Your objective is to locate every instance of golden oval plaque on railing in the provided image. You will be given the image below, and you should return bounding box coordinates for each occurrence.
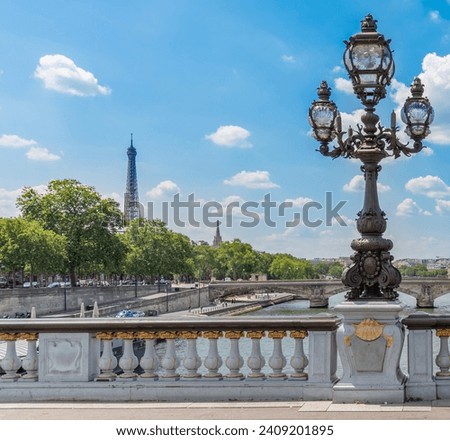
[353,318,384,342]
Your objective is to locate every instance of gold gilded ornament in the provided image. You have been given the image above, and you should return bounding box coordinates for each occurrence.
[114,331,136,340]
[268,330,286,339]
[436,329,450,338]
[353,318,384,342]
[178,331,200,339]
[96,332,115,340]
[157,331,178,339]
[246,330,265,339]
[202,331,223,339]
[225,330,243,339]
[290,330,308,339]
[17,333,38,341]
[0,333,18,341]
[135,331,159,340]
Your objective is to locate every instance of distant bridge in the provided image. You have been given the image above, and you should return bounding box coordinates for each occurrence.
[209,278,450,308]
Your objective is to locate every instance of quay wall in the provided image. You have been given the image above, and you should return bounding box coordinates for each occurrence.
[0,286,211,317]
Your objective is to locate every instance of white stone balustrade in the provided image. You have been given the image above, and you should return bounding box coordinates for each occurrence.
[403,312,450,401]
[0,313,448,403]
[0,316,340,401]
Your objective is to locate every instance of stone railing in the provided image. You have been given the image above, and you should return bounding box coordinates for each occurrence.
[403,312,450,401]
[2,312,450,403]
[0,316,340,402]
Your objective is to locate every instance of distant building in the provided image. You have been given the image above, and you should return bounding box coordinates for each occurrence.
[250,273,268,281]
[212,220,222,248]
[124,134,141,222]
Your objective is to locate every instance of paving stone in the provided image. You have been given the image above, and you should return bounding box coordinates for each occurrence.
[298,401,332,412]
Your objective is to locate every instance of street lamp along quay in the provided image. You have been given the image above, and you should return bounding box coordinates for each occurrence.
[308,14,434,301]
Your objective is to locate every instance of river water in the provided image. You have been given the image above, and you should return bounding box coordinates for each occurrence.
[151,291,450,377]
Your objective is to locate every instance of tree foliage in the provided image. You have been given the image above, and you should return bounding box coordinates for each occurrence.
[0,178,391,285]
[122,219,192,279]
[269,253,315,280]
[216,239,259,280]
[17,179,123,286]
[191,242,218,280]
[398,264,447,278]
[0,218,66,284]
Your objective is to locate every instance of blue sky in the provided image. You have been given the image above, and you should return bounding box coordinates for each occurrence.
[0,0,449,259]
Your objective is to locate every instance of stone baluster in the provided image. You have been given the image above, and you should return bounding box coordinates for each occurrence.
[95,332,117,381]
[136,332,159,379]
[290,330,309,379]
[435,329,450,377]
[268,330,287,379]
[224,331,244,379]
[181,331,201,379]
[80,303,86,318]
[117,332,138,379]
[246,330,266,379]
[21,333,39,381]
[203,331,223,378]
[92,301,99,318]
[159,331,180,379]
[0,334,21,381]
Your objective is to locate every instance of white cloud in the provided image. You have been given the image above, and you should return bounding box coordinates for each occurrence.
[281,55,295,63]
[332,66,343,74]
[224,170,279,189]
[26,146,60,161]
[0,185,48,217]
[429,10,441,22]
[221,195,245,206]
[103,192,122,204]
[34,54,111,97]
[343,175,390,193]
[0,133,61,161]
[0,187,22,217]
[390,79,410,107]
[391,53,450,145]
[338,109,366,132]
[405,175,450,199]
[436,199,450,214]
[334,77,353,94]
[205,125,252,148]
[284,196,314,208]
[0,134,37,148]
[396,198,432,216]
[147,180,180,199]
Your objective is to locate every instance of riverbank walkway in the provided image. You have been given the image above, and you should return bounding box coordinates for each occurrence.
[0,400,449,420]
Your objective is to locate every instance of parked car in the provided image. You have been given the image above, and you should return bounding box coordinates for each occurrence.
[0,277,8,288]
[23,281,40,288]
[47,282,61,288]
[114,309,145,318]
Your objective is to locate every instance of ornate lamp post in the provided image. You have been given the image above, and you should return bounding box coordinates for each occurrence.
[309,14,434,301]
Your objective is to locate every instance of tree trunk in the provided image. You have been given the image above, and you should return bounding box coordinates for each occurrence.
[69,267,77,287]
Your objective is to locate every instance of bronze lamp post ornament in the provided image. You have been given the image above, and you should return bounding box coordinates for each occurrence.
[308,14,434,300]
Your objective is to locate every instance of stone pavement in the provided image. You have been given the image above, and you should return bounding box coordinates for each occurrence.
[0,401,449,420]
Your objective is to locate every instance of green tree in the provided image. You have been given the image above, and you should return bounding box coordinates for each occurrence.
[17,179,123,286]
[312,261,331,278]
[255,251,274,277]
[217,239,258,280]
[122,219,192,280]
[0,218,66,285]
[191,242,218,281]
[328,262,345,279]
[269,253,315,280]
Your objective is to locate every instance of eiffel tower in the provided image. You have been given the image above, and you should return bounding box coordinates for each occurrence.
[124,134,140,223]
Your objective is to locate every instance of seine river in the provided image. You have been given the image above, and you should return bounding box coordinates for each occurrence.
[152,291,450,377]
